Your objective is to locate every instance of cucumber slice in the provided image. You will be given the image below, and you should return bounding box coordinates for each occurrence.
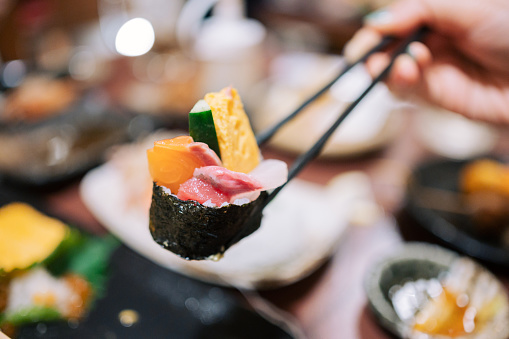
[189,99,221,159]
[1,306,61,326]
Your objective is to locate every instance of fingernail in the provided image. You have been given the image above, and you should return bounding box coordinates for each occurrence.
[406,44,418,60]
[364,9,392,25]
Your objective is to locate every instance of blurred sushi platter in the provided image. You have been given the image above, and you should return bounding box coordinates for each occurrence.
[2,0,509,338]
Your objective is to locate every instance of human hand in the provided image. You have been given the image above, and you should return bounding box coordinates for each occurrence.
[344,0,509,124]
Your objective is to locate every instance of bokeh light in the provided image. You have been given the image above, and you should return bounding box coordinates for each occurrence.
[115,18,155,57]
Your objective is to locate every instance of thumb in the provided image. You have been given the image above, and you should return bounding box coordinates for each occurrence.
[365,0,482,37]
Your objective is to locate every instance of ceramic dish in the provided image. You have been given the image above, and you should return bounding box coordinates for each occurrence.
[0,92,132,187]
[403,159,509,267]
[15,244,294,339]
[0,198,294,339]
[365,242,509,338]
[250,53,402,158]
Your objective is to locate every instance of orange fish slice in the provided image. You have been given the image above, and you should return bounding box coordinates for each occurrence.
[147,136,221,193]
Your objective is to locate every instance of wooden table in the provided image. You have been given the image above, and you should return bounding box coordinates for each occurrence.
[42,111,509,339]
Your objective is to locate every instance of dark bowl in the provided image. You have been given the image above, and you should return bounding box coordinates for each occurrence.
[402,158,509,268]
[365,242,509,338]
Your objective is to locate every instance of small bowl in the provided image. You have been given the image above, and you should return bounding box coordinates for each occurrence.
[365,242,509,338]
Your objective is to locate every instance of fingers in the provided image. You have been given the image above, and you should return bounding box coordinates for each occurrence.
[343,0,433,64]
[344,0,489,64]
[363,0,484,37]
[364,41,432,96]
[389,54,421,91]
[364,52,389,78]
[364,0,432,36]
[343,28,382,63]
[407,41,432,67]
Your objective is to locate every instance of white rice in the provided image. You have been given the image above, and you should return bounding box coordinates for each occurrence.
[232,198,250,206]
[202,199,216,208]
[5,267,76,317]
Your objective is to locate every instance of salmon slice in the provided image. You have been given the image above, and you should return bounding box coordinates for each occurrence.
[147,136,221,193]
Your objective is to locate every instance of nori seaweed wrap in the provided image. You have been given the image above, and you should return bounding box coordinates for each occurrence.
[149,183,269,260]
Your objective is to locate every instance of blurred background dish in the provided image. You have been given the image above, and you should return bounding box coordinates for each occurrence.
[109,50,200,128]
[402,158,509,268]
[0,202,119,338]
[0,74,76,123]
[0,88,132,187]
[365,242,509,339]
[15,244,295,339]
[414,105,499,160]
[250,52,403,158]
[0,200,295,339]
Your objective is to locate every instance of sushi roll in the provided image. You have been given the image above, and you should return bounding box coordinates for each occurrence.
[147,87,287,260]
[0,203,118,336]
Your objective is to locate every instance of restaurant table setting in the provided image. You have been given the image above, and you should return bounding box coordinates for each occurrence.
[1,0,509,338]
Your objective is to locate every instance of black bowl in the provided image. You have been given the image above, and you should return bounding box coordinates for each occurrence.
[402,158,509,268]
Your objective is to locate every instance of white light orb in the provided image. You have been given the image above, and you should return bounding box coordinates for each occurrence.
[115,18,155,57]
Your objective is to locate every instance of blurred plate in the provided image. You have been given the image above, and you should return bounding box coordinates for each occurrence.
[414,106,498,159]
[250,53,402,158]
[16,244,294,339]
[0,194,294,339]
[111,51,200,127]
[403,159,509,267]
[0,91,132,187]
[79,132,357,289]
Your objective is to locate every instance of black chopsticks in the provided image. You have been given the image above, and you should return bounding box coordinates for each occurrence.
[255,34,398,147]
[261,26,429,206]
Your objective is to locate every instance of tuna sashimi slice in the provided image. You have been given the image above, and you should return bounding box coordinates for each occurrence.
[194,166,263,194]
[177,178,229,206]
[177,166,264,206]
[188,142,222,166]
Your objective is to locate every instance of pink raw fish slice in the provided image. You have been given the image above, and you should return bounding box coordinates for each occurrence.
[194,166,263,195]
[177,177,229,206]
[188,142,222,166]
[178,166,264,206]
[249,159,288,191]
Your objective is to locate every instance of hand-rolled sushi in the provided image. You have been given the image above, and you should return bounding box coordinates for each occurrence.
[147,87,287,260]
[0,203,118,336]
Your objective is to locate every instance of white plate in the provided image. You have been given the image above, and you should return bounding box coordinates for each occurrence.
[249,53,402,158]
[80,135,361,290]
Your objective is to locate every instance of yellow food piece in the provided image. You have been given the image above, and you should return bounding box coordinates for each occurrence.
[461,159,509,196]
[0,203,68,273]
[204,87,260,173]
[413,288,470,336]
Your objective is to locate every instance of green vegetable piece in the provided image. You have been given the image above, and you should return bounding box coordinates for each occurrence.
[45,229,119,296]
[44,228,85,276]
[189,99,221,159]
[66,235,120,294]
[1,306,61,327]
